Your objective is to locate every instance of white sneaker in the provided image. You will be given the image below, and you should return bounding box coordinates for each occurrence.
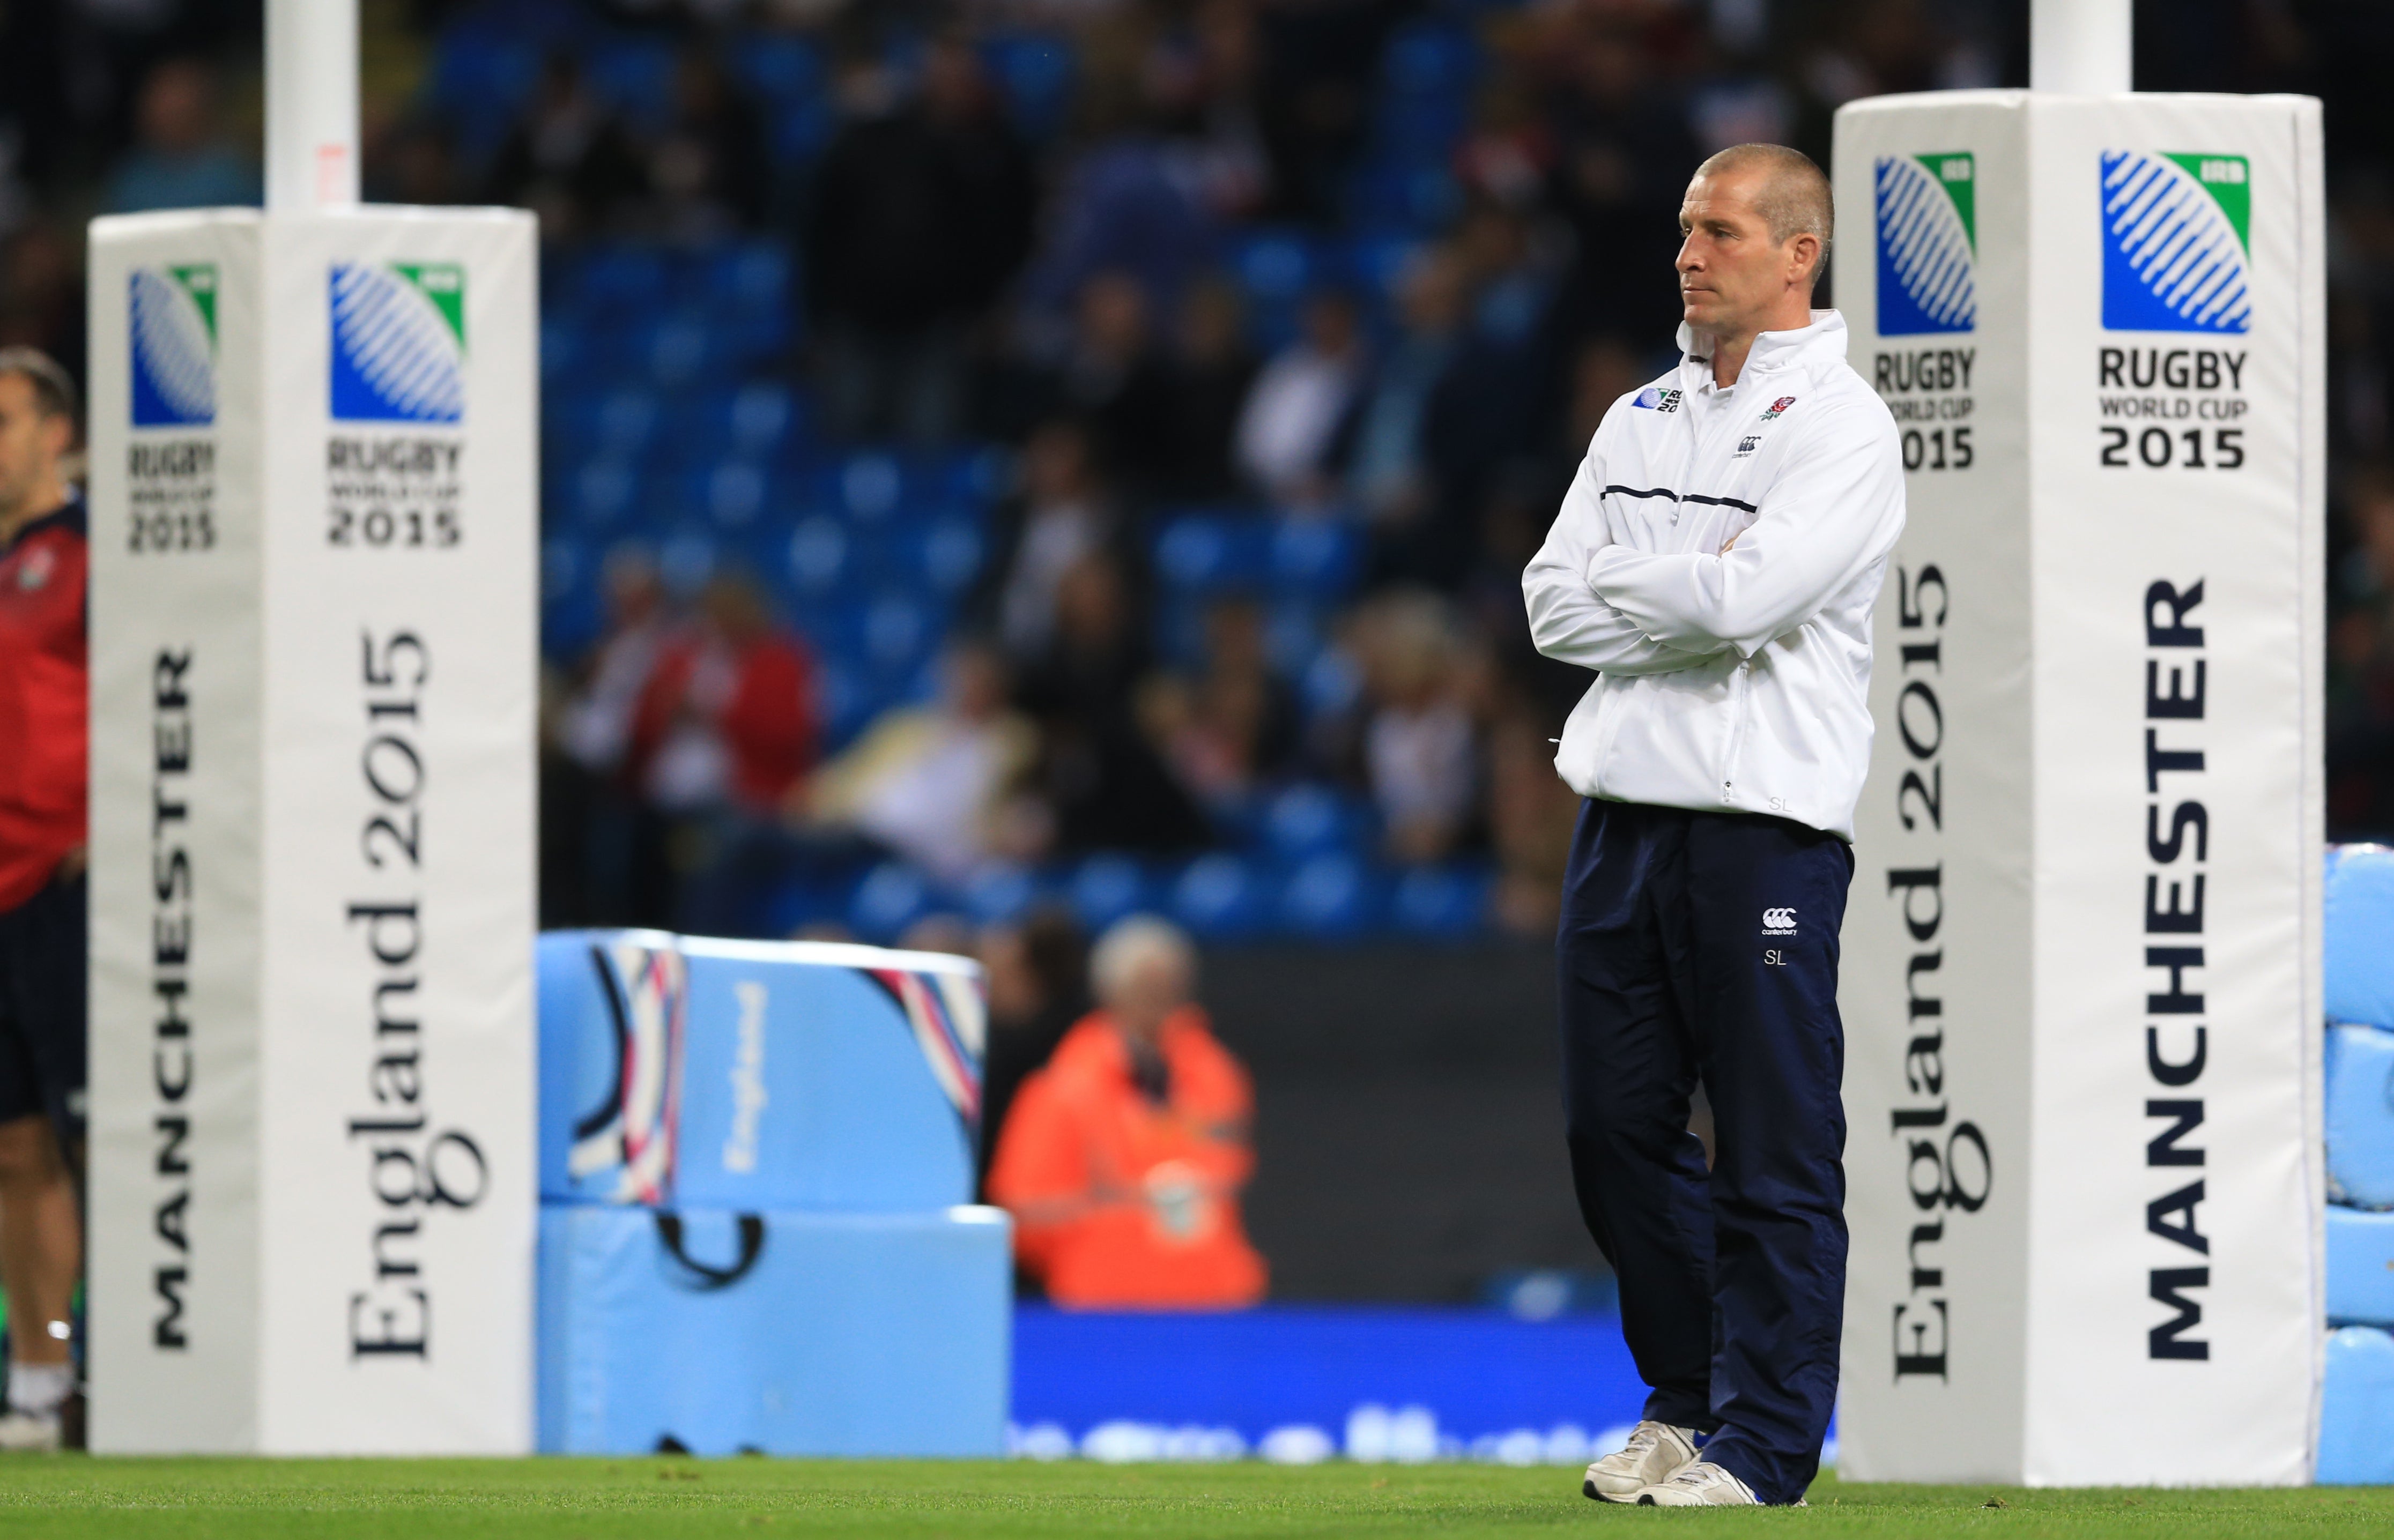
[1581,1420,1702,1502]
[0,1410,61,1453]
[1635,1459,1761,1506]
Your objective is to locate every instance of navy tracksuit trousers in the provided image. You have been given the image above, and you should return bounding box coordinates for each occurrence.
[1557,799,1853,1506]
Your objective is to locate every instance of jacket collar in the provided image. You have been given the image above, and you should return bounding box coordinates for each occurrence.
[1677,309,1847,392]
[0,488,85,559]
[1053,1005,1210,1078]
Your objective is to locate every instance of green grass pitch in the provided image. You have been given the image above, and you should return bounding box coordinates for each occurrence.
[0,1459,2386,1538]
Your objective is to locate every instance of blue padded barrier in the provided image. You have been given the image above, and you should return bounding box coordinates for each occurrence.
[2328,1204,2394,1327]
[2327,845,2394,1031]
[537,932,980,1211]
[2318,1326,2394,1484]
[1012,1304,1642,1450]
[2327,1023,2394,1209]
[537,1203,1010,1456]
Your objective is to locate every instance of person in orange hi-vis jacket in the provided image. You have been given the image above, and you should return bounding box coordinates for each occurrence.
[987,914,1267,1308]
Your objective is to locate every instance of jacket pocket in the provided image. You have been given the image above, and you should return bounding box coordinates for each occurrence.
[1717,663,1753,805]
[1589,674,1636,792]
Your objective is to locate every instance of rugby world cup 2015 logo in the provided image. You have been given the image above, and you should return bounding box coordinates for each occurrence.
[330,262,465,422]
[1874,152,1975,336]
[129,264,218,427]
[2100,151,2250,333]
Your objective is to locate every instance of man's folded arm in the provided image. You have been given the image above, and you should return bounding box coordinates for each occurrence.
[1524,458,1729,676]
[1585,401,1903,656]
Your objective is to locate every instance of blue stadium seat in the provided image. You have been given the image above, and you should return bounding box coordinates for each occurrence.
[1302,646,1365,719]
[566,460,640,531]
[2327,1024,2394,1209]
[1372,83,1470,155]
[1345,160,1464,239]
[731,380,805,457]
[849,861,934,941]
[2319,1326,2394,1484]
[780,514,851,598]
[1069,854,1152,932]
[707,241,792,314]
[642,314,722,388]
[903,517,988,596]
[1234,229,1321,305]
[696,460,771,529]
[576,246,672,312]
[657,528,719,599]
[981,33,1077,142]
[2328,845,2394,1031]
[541,534,603,658]
[829,451,908,522]
[1390,863,1491,936]
[1269,519,1361,597]
[1381,21,1477,101]
[931,445,1012,508]
[2328,1204,2394,1327]
[769,101,836,168]
[858,592,935,672]
[1172,853,1266,939]
[812,657,874,748]
[429,29,542,160]
[1263,783,1365,860]
[1279,852,1375,938]
[1263,598,1328,677]
[552,388,662,466]
[1155,513,1272,592]
[729,33,824,107]
[963,865,1040,926]
[539,318,584,384]
[584,38,677,128]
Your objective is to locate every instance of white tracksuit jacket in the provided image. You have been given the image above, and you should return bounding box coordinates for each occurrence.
[1522,309,1904,841]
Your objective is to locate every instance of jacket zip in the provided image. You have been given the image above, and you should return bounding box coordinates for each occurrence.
[1689,366,1758,804]
[1719,661,1752,803]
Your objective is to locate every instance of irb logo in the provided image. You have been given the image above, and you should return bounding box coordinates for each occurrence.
[330,262,466,422]
[129,264,218,427]
[1875,152,1975,336]
[2100,151,2251,333]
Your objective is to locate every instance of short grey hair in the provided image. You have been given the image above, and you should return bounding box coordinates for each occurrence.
[1694,143,1834,255]
[0,347,79,429]
[1089,914,1197,1003]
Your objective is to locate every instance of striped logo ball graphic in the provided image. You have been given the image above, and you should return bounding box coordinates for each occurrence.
[1874,153,1975,336]
[2100,151,2251,333]
[329,262,465,422]
[129,266,216,427]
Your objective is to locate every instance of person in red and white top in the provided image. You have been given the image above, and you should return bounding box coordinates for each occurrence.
[0,347,89,1450]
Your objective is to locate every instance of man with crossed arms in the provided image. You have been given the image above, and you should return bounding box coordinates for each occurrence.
[1524,143,1904,1507]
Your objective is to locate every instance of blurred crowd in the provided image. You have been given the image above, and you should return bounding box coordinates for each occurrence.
[9,0,2394,930]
